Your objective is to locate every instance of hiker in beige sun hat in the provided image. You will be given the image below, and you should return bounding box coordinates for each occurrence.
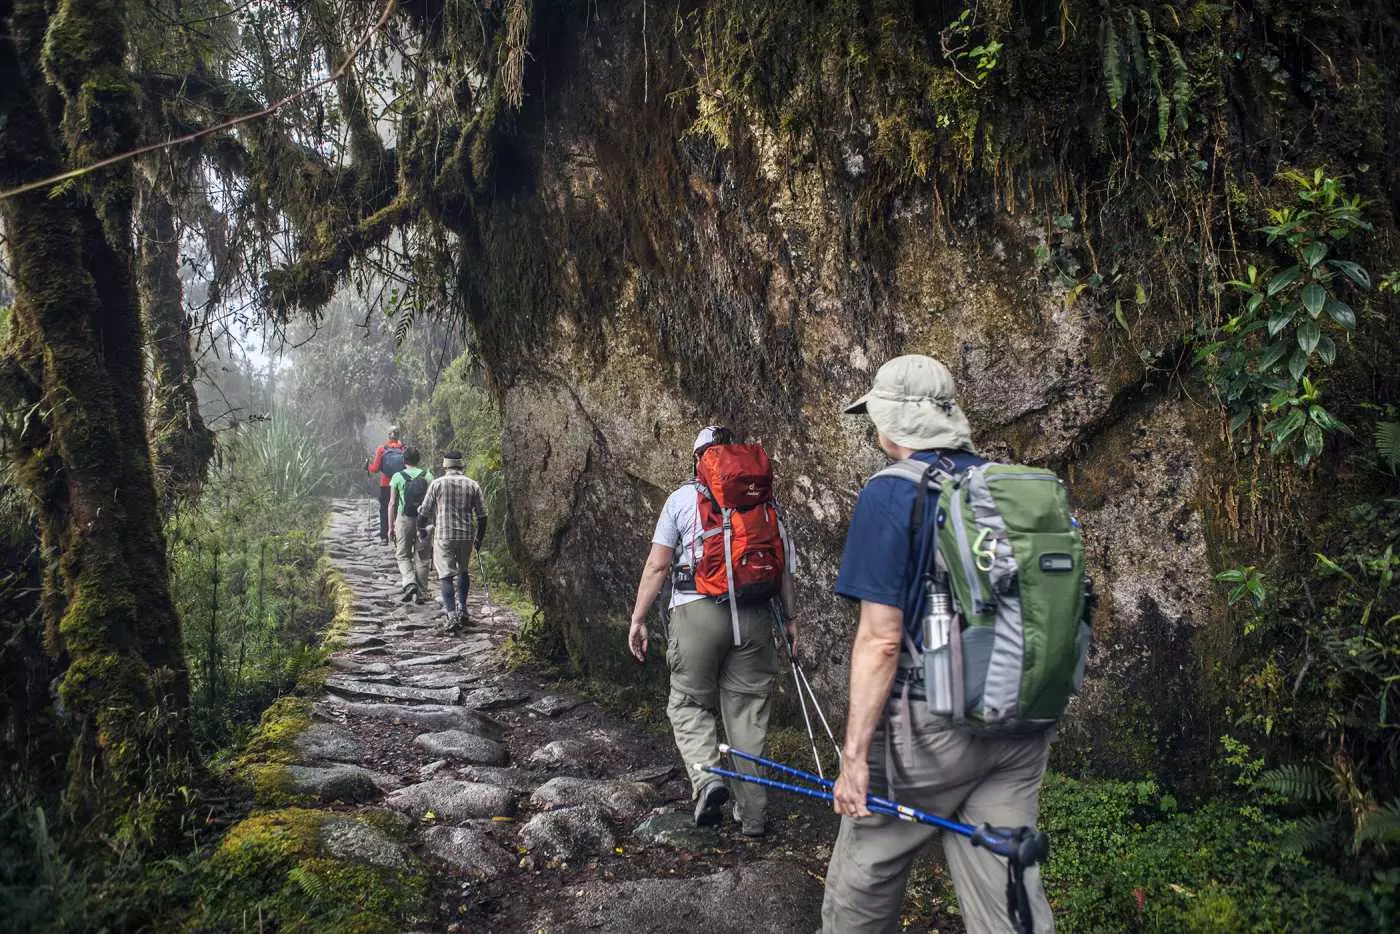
[842,354,976,453]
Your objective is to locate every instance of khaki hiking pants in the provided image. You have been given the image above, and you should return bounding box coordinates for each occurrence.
[821,700,1055,934]
[394,516,432,595]
[666,598,777,830]
[432,537,473,581]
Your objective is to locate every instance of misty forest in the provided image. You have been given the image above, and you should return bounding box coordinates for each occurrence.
[1,0,1399,932]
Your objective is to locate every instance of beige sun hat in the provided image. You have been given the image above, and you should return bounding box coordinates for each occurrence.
[842,354,975,452]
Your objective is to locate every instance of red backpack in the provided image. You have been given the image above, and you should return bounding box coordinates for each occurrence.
[692,443,788,644]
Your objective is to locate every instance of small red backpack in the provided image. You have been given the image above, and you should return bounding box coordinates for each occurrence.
[692,442,788,644]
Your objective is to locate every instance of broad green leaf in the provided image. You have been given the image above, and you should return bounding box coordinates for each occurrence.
[1309,406,1345,432]
[1328,259,1372,289]
[1317,334,1337,365]
[1228,410,1251,434]
[1325,297,1356,330]
[1135,283,1147,305]
[1113,300,1129,331]
[1266,305,1295,336]
[1300,282,1326,317]
[1303,242,1327,268]
[1258,340,1290,373]
[1267,265,1303,296]
[1304,422,1324,457]
[1288,348,1309,383]
[1297,319,1321,353]
[1267,409,1306,445]
[1247,292,1265,315]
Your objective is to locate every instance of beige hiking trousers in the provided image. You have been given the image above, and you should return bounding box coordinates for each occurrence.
[821,700,1055,934]
[394,517,432,594]
[665,598,777,829]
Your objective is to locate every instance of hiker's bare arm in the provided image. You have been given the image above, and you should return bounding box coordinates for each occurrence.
[387,486,399,539]
[833,600,903,818]
[627,543,672,661]
[780,570,798,651]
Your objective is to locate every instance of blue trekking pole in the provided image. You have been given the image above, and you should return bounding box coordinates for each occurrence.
[703,746,1049,934]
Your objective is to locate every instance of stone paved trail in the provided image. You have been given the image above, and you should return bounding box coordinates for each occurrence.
[306,500,834,933]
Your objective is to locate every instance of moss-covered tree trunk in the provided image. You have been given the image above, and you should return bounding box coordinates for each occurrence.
[137,176,215,510]
[0,0,191,838]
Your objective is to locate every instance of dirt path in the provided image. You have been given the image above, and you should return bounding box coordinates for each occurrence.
[299,499,851,933]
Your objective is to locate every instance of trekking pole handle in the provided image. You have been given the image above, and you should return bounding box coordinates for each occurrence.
[970,824,1050,867]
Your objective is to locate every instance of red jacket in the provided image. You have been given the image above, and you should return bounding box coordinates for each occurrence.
[367,440,404,488]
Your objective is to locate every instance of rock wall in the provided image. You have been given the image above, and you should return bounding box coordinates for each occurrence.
[453,1,1398,781]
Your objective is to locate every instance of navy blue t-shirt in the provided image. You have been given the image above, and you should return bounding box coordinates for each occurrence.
[834,449,986,629]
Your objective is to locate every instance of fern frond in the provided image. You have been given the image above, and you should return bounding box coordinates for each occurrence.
[1127,10,1149,81]
[1375,421,1400,472]
[1355,799,1400,847]
[1259,763,1333,804]
[1102,17,1124,110]
[1164,36,1191,134]
[1278,813,1338,854]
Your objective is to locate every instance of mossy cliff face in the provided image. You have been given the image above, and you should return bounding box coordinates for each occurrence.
[410,1,1400,781]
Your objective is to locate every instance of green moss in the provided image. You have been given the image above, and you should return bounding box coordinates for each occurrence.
[237,696,312,767]
[193,808,428,933]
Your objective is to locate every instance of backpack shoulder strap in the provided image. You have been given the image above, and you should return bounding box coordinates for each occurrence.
[869,458,933,486]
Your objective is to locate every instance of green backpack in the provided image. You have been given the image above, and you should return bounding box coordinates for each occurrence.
[877,459,1094,733]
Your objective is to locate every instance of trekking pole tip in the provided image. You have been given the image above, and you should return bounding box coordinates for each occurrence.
[718,743,731,754]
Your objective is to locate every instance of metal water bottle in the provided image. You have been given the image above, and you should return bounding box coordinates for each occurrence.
[922,580,954,715]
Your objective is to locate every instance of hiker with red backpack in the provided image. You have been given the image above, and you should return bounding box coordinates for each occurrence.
[366,426,406,543]
[627,426,798,835]
[387,447,434,604]
[822,355,1092,934]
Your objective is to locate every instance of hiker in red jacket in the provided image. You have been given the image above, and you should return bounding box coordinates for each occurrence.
[627,426,798,835]
[366,426,405,543]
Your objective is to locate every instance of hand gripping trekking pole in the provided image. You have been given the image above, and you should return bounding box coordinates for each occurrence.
[705,746,1049,934]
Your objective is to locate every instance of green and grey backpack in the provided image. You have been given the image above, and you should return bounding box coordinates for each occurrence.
[878,458,1094,733]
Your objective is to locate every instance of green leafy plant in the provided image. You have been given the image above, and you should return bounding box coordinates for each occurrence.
[1195,170,1372,466]
[1217,565,1268,607]
[941,8,1003,88]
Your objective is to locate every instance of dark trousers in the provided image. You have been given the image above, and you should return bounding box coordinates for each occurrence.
[440,571,470,613]
[377,487,391,539]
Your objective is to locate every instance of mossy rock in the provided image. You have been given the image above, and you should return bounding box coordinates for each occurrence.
[191,808,428,933]
[238,696,314,766]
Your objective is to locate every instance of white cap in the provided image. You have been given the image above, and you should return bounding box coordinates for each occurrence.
[693,425,730,453]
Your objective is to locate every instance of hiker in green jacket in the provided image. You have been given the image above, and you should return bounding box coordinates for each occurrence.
[387,447,434,604]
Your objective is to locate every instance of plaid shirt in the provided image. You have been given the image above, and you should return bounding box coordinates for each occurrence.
[417,471,487,543]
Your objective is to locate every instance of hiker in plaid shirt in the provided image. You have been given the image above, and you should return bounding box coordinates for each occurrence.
[416,451,488,630]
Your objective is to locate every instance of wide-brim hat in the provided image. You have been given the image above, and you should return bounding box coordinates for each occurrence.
[842,354,975,452]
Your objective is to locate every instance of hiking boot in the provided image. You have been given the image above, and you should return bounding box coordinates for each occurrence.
[412,588,427,605]
[400,585,417,604]
[694,782,730,827]
[740,821,767,838]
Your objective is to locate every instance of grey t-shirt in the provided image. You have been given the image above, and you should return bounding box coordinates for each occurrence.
[652,483,707,610]
[651,482,797,610]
